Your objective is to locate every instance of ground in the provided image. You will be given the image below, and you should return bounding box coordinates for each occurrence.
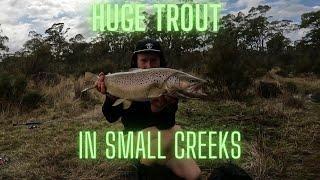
[0,75,319,179]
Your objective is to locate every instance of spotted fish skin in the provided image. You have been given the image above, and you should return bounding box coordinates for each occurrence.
[83,68,207,109]
[105,68,179,101]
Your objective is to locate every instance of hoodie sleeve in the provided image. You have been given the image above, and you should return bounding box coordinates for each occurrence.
[102,93,124,123]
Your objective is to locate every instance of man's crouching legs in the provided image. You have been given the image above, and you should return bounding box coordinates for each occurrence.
[139,125,179,165]
[139,125,201,180]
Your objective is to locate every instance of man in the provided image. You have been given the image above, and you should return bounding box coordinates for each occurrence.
[95,39,201,180]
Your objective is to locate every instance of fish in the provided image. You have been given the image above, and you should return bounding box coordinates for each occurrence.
[82,68,207,109]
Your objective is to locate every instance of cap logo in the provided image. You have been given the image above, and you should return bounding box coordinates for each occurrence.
[145,43,153,49]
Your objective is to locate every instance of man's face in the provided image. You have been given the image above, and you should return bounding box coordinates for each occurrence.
[136,52,161,69]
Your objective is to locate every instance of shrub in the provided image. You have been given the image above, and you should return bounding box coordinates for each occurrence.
[31,72,60,86]
[11,75,28,100]
[282,95,304,109]
[0,73,11,99]
[21,90,42,109]
[207,48,253,100]
[256,81,282,98]
[73,59,117,77]
[284,82,298,94]
[275,68,290,77]
[0,73,27,101]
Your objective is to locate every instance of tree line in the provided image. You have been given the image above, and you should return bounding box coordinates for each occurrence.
[0,5,319,100]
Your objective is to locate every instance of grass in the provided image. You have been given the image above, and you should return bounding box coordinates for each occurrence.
[0,74,320,179]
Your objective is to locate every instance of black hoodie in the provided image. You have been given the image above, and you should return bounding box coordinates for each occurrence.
[102,38,177,132]
[102,93,178,132]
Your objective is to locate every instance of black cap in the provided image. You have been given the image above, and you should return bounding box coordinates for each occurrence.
[131,38,167,68]
[133,39,162,54]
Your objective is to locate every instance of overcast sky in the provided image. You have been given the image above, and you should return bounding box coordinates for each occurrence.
[0,0,319,53]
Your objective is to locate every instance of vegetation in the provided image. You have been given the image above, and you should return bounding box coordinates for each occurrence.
[0,4,320,179]
[0,73,319,179]
[1,6,319,99]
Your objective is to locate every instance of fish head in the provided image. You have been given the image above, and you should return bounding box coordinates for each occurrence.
[166,72,208,98]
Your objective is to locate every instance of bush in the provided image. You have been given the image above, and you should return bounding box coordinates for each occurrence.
[282,95,304,109]
[21,90,42,109]
[207,48,253,100]
[11,75,28,100]
[0,73,43,110]
[284,82,298,94]
[275,68,290,77]
[31,72,60,86]
[0,73,11,99]
[257,81,282,98]
[0,73,27,101]
[72,59,117,77]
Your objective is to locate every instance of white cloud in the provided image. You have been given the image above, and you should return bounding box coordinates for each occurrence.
[0,0,93,52]
[285,28,310,43]
[0,0,318,52]
[267,0,310,20]
[225,0,316,40]
[1,23,31,52]
[227,0,316,22]
[234,0,265,11]
[313,6,320,10]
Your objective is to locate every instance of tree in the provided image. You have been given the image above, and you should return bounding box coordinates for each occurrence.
[267,33,290,54]
[22,30,51,74]
[240,5,271,51]
[0,25,9,56]
[44,23,70,61]
[24,31,45,53]
[142,5,206,68]
[301,10,320,47]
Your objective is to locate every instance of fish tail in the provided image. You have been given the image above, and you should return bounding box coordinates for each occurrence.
[84,72,99,82]
[81,72,99,93]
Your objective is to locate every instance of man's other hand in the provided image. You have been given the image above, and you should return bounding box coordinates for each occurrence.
[151,95,178,112]
[95,72,106,94]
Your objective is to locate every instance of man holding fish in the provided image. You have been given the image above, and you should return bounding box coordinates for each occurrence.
[94,39,204,180]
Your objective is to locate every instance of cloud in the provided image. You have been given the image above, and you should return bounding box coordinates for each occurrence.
[1,23,30,53]
[0,0,92,52]
[227,0,316,22]
[267,0,311,22]
[313,6,320,10]
[224,0,317,40]
[234,0,265,11]
[285,28,310,43]
[0,0,319,52]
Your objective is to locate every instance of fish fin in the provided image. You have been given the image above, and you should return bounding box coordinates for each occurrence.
[165,91,179,98]
[112,99,125,106]
[81,86,95,93]
[175,92,193,99]
[148,89,164,98]
[122,100,132,109]
[129,68,142,72]
[147,84,166,98]
[112,99,132,109]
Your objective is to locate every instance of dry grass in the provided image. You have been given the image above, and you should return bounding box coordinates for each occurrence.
[281,94,305,109]
[260,99,287,117]
[1,73,320,179]
[243,135,284,180]
[0,75,106,135]
[268,67,320,93]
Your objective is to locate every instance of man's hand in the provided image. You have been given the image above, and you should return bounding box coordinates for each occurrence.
[151,95,178,112]
[95,72,106,94]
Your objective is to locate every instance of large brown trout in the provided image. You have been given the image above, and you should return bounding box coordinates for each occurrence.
[82,68,207,109]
